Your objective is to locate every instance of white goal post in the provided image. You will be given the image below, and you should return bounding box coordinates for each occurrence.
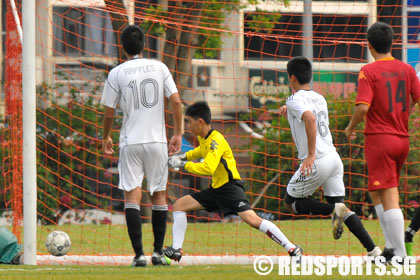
[22,0,37,265]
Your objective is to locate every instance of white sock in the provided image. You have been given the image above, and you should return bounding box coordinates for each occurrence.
[259,219,295,251]
[172,211,187,250]
[375,204,393,249]
[383,208,406,257]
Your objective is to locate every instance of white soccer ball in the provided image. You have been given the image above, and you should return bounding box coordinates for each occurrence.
[45,230,71,256]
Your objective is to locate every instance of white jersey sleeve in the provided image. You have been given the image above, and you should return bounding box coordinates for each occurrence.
[162,64,178,97]
[286,95,308,123]
[101,65,122,109]
[286,90,335,160]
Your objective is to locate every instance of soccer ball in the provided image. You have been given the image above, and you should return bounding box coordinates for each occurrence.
[45,231,71,256]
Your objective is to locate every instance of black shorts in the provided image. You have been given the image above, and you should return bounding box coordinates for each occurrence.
[191,180,251,215]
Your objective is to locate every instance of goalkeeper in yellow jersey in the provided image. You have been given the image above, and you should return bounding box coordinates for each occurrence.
[164,101,302,262]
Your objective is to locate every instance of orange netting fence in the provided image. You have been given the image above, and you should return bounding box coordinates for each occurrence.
[1,0,420,262]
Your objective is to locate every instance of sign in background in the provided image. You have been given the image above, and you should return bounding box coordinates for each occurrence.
[249,69,358,109]
[407,1,420,72]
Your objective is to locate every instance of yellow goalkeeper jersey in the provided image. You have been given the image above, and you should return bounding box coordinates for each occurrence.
[184,129,241,189]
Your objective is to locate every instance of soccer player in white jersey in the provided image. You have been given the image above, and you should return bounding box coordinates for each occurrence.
[279,56,381,257]
[101,25,183,267]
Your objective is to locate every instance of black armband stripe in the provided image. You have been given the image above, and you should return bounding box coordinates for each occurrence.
[220,157,234,182]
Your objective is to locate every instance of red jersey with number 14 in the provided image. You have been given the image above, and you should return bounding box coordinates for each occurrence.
[356,57,420,136]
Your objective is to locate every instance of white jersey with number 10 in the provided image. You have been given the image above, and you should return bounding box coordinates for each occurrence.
[286,89,336,160]
[101,58,178,147]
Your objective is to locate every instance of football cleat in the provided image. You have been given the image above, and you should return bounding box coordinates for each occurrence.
[288,245,303,264]
[367,246,382,257]
[332,203,347,240]
[11,253,22,265]
[131,255,147,267]
[380,247,394,263]
[288,246,303,257]
[288,245,303,257]
[152,252,171,266]
[163,245,183,262]
[365,246,382,265]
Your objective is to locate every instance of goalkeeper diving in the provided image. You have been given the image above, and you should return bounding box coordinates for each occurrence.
[164,101,302,262]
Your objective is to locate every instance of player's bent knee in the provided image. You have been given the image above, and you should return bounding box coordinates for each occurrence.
[172,199,185,212]
[285,193,308,214]
[173,195,202,212]
[291,200,311,215]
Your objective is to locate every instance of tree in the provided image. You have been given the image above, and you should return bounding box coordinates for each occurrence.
[104,0,289,97]
[104,0,129,60]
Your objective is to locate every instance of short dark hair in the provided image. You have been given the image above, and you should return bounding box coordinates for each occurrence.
[185,101,211,124]
[287,56,312,85]
[120,25,144,55]
[367,22,393,54]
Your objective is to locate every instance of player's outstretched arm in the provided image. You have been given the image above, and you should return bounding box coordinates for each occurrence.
[169,93,183,156]
[184,143,222,176]
[345,103,369,141]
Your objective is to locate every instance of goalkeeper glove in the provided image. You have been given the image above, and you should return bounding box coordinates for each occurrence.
[170,153,187,162]
[168,153,187,169]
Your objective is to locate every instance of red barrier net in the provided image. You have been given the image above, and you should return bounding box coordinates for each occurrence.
[1,0,420,261]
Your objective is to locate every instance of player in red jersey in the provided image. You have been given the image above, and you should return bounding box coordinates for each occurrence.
[345,22,420,261]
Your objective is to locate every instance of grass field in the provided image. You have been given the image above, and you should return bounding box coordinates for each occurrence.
[35,219,420,256]
[1,264,419,280]
[3,219,419,279]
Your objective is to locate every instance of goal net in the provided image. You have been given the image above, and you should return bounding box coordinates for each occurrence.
[1,0,420,265]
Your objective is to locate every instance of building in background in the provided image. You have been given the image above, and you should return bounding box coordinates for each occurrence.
[0,1,419,119]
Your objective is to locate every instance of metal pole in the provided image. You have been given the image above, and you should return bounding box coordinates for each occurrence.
[22,0,37,265]
[251,174,280,209]
[303,0,313,62]
[402,0,407,63]
[368,0,377,62]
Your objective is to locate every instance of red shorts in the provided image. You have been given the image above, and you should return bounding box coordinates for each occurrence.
[365,134,409,191]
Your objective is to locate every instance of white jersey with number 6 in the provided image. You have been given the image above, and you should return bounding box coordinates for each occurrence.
[101,58,178,147]
[286,89,336,160]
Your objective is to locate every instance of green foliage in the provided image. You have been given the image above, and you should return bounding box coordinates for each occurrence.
[140,2,228,59]
[327,93,369,216]
[140,0,288,59]
[139,5,166,35]
[247,109,295,218]
[192,0,227,59]
[404,107,420,217]
[246,9,281,33]
[35,78,122,224]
